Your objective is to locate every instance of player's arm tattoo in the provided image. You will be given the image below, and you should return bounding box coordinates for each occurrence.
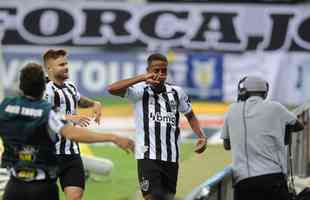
[78,96,95,108]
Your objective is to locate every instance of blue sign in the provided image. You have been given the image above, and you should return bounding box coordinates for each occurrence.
[2,50,223,100]
[186,53,223,100]
[3,51,140,97]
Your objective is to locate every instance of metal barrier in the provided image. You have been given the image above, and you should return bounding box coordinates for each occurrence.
[183,166,233,200]
[184,102,310,200]
[291,103,310,177]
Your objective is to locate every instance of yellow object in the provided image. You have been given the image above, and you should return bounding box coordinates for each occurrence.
[0,139,3,154]
[0,138,94,158]
[79,144,94,157]
[79,102,229,117]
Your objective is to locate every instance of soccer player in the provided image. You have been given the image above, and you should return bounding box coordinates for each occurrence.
[107,53,207,200]
[43,49,102,200]
[0,63,134,200]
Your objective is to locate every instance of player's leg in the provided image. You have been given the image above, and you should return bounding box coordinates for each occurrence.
[162,161,178,200]
[58,156,85,200]
[3,177,59,200]
[137,159,166,200]
[64,186,83,200]
[31,180,59,200]
[3,177,25,200]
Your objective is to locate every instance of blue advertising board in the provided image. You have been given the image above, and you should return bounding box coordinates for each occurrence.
[3,51,140,97]
[2,51,223,100]
[186,53,223,100]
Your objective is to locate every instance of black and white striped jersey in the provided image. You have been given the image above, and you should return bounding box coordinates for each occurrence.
[45,81,81,155]
[125,82,192,163]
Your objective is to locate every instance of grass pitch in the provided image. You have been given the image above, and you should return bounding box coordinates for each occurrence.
[59,143,231,200]
[61,96,231,199]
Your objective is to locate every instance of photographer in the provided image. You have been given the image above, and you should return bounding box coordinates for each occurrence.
[221,76,304,200]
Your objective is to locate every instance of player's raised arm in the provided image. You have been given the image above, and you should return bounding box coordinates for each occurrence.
[107,73,159,97]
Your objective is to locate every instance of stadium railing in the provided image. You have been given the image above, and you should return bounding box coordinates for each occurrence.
[183,166,233,200]
[291,102,310,177]
[184,102,310,200]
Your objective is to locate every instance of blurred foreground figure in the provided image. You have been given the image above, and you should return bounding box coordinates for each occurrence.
[0,63,134,200]
[221,76,304,200]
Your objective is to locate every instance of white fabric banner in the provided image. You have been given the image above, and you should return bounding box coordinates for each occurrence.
[223,52,308,105]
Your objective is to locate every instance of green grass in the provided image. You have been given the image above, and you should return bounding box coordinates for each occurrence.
[59,143,231,200]
[93,95,223,107]
[176,143,231,198]
[94,95,130,106]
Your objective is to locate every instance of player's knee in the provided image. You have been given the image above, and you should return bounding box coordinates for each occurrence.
[64,187,83,200]
[65,193,83,200]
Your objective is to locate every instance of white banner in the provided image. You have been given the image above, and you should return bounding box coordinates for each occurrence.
[223,52,308,105]
[0,2,309,52]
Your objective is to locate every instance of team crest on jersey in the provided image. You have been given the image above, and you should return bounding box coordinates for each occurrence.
[149,98,155,105]
[169,100,177,111]
[18,146,37,162]
[140,178,150,192]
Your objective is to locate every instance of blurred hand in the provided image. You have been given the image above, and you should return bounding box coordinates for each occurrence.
[115,136,135,154]
[194,137,207,154]
[92,101,102,124]
[145,73,161,85]
[66,114,91,127]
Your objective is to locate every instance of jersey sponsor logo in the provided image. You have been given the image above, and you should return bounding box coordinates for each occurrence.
[149,112,176,126]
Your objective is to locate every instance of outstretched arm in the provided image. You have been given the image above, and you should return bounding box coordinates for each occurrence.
[78,96,102,124]
[65,114,92,127]
[185,111,207,154]
[78,96,99,108]
[48,110,134,153]
[60,125,134,153]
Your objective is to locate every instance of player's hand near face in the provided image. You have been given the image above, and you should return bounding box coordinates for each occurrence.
[145,73,160,85]
[144,72,166,86]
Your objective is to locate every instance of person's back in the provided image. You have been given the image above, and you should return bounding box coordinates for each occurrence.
[0,96,58,182]
[0,63,61,200]
[226,96,292,182]
[222,76,304,200]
